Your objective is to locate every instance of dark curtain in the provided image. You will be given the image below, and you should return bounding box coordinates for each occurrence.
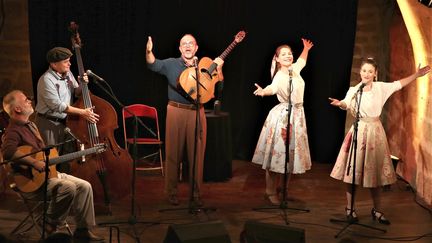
[28,0,357,163]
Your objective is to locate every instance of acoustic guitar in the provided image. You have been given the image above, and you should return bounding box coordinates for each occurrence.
[178,31,246,104]
[7,144,106,193]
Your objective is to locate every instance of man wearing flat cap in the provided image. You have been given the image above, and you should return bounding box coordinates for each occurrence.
[35,47,99,155]
[32,49,103,240]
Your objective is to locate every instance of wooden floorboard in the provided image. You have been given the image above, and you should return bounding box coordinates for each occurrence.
[0,160,431,242]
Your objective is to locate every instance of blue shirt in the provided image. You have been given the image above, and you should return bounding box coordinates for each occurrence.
[147,57,193,104]
[35,67,79,119]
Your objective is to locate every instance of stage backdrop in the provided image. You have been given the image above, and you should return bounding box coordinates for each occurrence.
[28,0,358,163]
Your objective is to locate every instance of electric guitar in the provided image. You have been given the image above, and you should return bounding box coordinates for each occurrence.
[178,30,246,104]
[7,144,106,192]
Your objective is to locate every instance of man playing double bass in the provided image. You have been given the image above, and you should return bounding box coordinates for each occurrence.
[35,47,99,165]
[1,90,104,241]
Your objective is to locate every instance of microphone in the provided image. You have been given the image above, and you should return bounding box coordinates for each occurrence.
[64,127,86,162]
[288,66,293,77]
[64,127,81,143]
[359,82,366,89]
[193,56,198,67]
[86,70,104,81]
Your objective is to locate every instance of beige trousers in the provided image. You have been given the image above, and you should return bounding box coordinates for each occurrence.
[164,104,207,198]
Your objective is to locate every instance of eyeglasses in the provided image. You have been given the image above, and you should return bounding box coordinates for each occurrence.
[181,41,195,47]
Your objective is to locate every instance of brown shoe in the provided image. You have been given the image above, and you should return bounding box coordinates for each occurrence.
[73,228,104,241]
[264,193,280,206]
[168,195,179,206]
[37,220,57,236]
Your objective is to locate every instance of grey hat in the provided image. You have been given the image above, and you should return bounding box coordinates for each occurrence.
[46,47,73,63]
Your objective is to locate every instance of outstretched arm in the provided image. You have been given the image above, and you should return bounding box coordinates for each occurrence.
[399,64,431,88]
[253,83,273,97]
[328,97,348,110]
[146,36,156,64]
[299,38,314,62]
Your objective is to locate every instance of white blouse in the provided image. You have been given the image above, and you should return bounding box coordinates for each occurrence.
[268,58,306,104]
[342,81,402,118]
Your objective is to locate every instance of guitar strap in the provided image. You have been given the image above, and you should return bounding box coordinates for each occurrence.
[171,81,196,103]
[172,60,197,103]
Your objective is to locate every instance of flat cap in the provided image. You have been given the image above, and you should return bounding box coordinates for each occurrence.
[46,47,73,63]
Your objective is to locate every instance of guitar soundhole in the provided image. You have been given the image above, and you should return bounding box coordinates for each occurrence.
[188,88,196,96]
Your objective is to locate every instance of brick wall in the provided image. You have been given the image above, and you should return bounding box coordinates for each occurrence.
[0,0,33,105]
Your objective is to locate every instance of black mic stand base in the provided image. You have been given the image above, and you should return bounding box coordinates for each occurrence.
[253,201,309,225]
[329,217,386,238]
[159,203,217,215]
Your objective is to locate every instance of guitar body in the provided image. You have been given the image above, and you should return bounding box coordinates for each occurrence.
[178,30,246,104]
[10,146,58,193]
[7,144,106,193]
[178,57,218,104]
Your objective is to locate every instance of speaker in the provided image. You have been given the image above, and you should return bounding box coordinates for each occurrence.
[163,220,232,243]
[242,220,305,243]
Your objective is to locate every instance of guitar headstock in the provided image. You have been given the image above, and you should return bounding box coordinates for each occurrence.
[68,21,82,49]
[234,31,246,43]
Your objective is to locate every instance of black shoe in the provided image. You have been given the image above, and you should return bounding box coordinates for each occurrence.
[168,195,179,206]
[345,207,359,222]
[371,208,391,225]
[73,228,105,241]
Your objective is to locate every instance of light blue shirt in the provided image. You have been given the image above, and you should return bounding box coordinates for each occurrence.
[35,67,79,119]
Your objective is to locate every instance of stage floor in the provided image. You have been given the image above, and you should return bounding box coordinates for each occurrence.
[1,160,431,243]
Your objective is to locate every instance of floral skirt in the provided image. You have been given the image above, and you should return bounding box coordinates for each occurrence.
[252,103,311,174]
[330,117,396,187]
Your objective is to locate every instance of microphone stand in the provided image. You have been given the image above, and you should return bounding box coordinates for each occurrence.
[41,146,51,240]
[252,68,309,225]
[159,58,216,215]
[329,84,386,237]
[88,76,160,243]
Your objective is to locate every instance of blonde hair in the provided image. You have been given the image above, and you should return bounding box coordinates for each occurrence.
[2,90,23,116]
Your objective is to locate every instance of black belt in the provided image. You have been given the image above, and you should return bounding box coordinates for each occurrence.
[37,113,66,123]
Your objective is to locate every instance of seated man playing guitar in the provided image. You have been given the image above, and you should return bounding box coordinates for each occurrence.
[1,90,103,241]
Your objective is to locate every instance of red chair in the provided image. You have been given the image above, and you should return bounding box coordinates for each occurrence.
[122,104,164,175]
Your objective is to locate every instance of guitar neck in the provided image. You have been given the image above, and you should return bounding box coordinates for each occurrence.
[49,146,101,166]
[219,41,239,60]
[207,41,240,75]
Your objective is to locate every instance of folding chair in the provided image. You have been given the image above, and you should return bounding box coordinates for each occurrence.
[9,183,73,237]
[122,104,164,175]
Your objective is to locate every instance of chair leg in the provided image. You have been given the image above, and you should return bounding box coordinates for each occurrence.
[10,213,34,235]
[10,201,43,236]
[159,147,164,176]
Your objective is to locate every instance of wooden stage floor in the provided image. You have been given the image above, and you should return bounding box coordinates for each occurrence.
[0,160,431,243]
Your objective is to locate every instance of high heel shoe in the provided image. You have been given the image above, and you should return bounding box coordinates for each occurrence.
[371,208,391,225]
[345,207,359,222]
[264,193,280,206]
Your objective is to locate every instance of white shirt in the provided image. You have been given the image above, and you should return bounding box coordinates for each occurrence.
[342,81,402,118]
[267,58,306,104]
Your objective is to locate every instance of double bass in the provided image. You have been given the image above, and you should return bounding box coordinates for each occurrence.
[66,22,132,212]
